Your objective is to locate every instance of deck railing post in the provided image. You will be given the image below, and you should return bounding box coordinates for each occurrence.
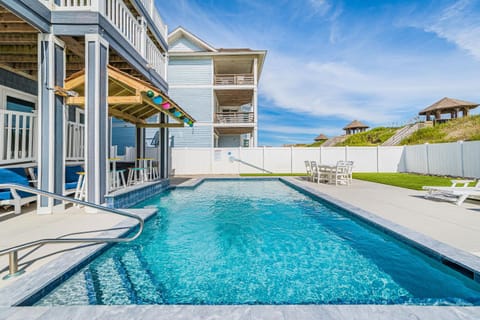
[2,251,24,279]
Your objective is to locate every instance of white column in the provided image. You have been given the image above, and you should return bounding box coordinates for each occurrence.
[37,34,66,214]
[85,34,109,205]
[253,57,258,147]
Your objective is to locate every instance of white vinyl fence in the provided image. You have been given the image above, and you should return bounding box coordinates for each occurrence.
[171,141,480,178]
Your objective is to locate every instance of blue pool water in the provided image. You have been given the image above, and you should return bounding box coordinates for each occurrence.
[37,180,480,305]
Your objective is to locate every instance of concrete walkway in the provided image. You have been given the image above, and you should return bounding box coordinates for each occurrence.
[292,177,480,256]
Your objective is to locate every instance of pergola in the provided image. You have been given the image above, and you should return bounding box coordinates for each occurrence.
[419,97,479,122]
[343,120,369,135]
[314,134,328,141]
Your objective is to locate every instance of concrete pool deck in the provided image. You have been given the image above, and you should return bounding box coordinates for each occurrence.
[0,177,479,319]
[288,177,480,256]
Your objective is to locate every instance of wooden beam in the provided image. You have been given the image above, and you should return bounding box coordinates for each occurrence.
[108,108,145,125]
[0,64,36,80]
[66,95,143,105]
[64,74,85,90]
[0,45,36,54]
[0,12,24,23]
[0,55,37,63]
[62,36,85,59]
[137,123,184,128]
[0,34,37,44]
[0,23,37,33]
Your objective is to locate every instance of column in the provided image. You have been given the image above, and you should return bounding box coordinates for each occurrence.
[252,57,258,147]
[85,34,109,204]
[37,34,65,214]
[159,113,169,178]
[136,126,145,159]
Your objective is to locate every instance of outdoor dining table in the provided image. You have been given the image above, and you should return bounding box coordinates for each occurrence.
[317,164,336,184]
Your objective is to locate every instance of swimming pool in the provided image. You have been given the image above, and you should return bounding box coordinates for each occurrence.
[36,179,480,305]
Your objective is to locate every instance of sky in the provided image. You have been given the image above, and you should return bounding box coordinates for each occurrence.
[156,0,480,146]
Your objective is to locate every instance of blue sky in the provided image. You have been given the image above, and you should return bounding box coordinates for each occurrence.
[157,0,480,146]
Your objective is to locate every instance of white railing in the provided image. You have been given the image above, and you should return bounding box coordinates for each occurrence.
[66,121,85,160]
[43,0,167,79]
[0,110,36,165]
[145,36,166,78]
[215,112,254,124]
[105,0,142,52]
[215,74,255,86]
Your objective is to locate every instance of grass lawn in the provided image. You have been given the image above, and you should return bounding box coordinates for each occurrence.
[240,173,308,177]
[352,173,465,190]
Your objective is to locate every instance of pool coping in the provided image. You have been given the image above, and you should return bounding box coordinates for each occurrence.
[0,208,157,307]
[0,177,479,319]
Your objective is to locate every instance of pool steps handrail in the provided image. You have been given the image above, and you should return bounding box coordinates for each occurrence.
[0,183,144,280]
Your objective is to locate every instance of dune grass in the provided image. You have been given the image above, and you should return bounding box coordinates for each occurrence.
[352,173,461,190]
[336,127,398,146]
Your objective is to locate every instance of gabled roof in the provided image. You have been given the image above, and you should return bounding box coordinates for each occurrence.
[314,134,328,141]
[419,97,479,115]
[343,120,369,130]
[64,65,195,126]
[168,27,218,52]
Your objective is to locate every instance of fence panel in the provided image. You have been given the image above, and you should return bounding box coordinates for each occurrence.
[292,148,321,173]
[403,144,428,174]
[427,142,462,177]
[171,148,211,175]
[346,147,378,172]
[238,148,264,174]
[461,141,480,178]
[378,146,405,172]
[263,148,292,173]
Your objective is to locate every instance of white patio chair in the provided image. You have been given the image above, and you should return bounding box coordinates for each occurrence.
[304,160,313,181]
[310,161,319,183]
[346,161,354,184]
[330,162,349,185]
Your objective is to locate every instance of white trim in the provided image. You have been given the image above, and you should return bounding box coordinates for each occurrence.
[168,27,218,53]
[169,85,213,89]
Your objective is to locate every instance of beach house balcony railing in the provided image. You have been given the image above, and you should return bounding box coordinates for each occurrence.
[214,74,254,86]
[0,110,36,165]
[66,121,85,161]
[214,112,254,124]
[42,0,167,77]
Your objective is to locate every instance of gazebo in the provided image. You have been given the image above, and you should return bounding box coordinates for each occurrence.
[343,120,369,135]
[314,134,328,142]
[419,97,479,122]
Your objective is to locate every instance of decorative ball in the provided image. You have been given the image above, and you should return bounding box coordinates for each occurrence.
[146,90,154,98]
[173,111,182,117]
[152,96,163,104]
[183,118,190,123]
[189,122,194,127]
[161,102,171,110]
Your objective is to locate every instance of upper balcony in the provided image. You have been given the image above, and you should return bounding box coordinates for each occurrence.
[41,0,167,79]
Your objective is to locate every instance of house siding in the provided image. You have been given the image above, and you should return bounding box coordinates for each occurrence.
[0,68,37,95]
[170,38,204,52]
[168,58,212,86]
[168,87,212,122]
[169,125,212,147]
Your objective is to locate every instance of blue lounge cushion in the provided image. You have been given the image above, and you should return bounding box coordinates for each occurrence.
[0,168,34,200]
[65,181,78,190]
[65,165,83,183]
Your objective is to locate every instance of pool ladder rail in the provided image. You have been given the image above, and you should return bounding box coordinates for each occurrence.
[0,183,144,280]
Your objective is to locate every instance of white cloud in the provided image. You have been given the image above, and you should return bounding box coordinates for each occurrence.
[424,0,480,60]
[261,124,340,136]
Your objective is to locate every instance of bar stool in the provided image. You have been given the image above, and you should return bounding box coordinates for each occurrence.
[109,158,126,191]
[74,171,86,205]
[127,167,146,186]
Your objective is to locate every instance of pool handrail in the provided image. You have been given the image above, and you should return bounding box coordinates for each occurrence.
[0,183,144,280]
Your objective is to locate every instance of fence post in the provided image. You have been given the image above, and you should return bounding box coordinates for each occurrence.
[376,145,380,173]
[345,145,348,161]
[458,141,464,177]
[290,146,293,173]
[319,146,323,164]
[262,146,266,172]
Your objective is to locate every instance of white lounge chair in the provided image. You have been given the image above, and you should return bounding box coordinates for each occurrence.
[423,179,480,205]
[0,168,36,214]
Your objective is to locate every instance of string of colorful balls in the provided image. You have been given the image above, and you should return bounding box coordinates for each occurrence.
[146,90,194,127]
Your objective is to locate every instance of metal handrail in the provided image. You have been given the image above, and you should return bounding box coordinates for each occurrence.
[0,183,144,279]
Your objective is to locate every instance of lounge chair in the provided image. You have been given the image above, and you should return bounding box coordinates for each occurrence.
[0,168,36,214]
[27,165,83,195]
[423,179,480,205]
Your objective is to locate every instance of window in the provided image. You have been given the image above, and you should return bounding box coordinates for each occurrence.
[6,96,35,113]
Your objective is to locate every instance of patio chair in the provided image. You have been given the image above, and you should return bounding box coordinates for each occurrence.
[0,168,36,214]
[423,179,480,205]
[346,161,354,184]
[304,161,313,181]
[330,161,349,186]
[310,161,319,183]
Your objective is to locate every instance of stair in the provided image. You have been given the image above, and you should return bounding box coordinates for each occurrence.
[382,123,423,146]
[322,135,348,147]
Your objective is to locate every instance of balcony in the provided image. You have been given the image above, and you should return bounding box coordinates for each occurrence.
[215,74,254,86]
[214,112,254,124]
[42,0,167,78]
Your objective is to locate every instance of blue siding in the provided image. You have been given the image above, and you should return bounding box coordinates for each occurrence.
[168,58,212,86]
[170,126,212,148]
[168,87,212,122]
[170,38,204,52]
